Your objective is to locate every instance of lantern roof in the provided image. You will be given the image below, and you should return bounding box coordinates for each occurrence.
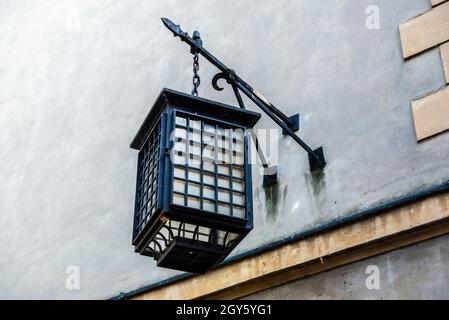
[130,88,261,150]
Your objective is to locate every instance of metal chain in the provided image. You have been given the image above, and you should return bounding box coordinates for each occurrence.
[191,53,200,96]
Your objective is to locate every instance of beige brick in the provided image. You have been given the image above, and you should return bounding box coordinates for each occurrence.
[412,86,449,141]
[441,42,449,83]
[400,1,449,58]
[431,0,448,6]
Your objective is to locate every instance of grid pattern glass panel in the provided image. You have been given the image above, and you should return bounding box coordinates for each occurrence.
[172,114,246,219]
[134,119,161,236]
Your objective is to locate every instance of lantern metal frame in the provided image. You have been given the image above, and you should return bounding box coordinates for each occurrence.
[130,88,261,273]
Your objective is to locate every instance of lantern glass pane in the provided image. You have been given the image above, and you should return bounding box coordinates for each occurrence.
[232,180,244,192]
[234,153,244,165]
[188,182,201,196]
[233,207,245,219]
[203,186,215,199]
[203,172,215,185]
[217,164,230,175]
[204,123,215,134]
[203,200,215,212]
[198,226,211,242]
[216,127,226,137]
[217,203,231,215]
[218,189,230,202]
[233,129,244,142]
[232,166,244,178]
[190,131,201,143]
[174,166,185,179]
[190,144,201,156]
[188,169,201,182]
[173,193,184,206]
[217,176,230,189]
[203,133,215,148]
[174,127,187,140]
[187,196,201,209]
[217,135,229,149]
[169,220,181,230]
[181,223,196,237]
[173,179,185,193]
[190,119,201,130]
[233,193,245,206]
[217,151,231,164]
[203,158,215,172]
[176,116,187,126]
[173,153,186,165]
[185,154,196,167]
[174,140,186,153]
[234,141,244,153]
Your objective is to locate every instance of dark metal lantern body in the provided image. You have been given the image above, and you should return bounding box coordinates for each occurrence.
[130,89,261,274]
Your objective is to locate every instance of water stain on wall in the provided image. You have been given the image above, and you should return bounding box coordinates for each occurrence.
[309,169,326,198]
[304,168,327,220]
[264,182,279,222]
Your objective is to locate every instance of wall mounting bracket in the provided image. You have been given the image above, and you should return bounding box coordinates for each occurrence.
[161,17,326,172]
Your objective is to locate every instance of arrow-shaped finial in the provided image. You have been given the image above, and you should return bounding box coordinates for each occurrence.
[161,17,185,38]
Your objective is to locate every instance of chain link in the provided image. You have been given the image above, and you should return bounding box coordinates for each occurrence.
[191,53,200,96]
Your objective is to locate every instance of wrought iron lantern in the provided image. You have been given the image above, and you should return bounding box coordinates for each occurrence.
[130,18,327,274]
[130,89,261,274]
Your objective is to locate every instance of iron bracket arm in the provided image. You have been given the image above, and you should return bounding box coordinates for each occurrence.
[161,18,326,171]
